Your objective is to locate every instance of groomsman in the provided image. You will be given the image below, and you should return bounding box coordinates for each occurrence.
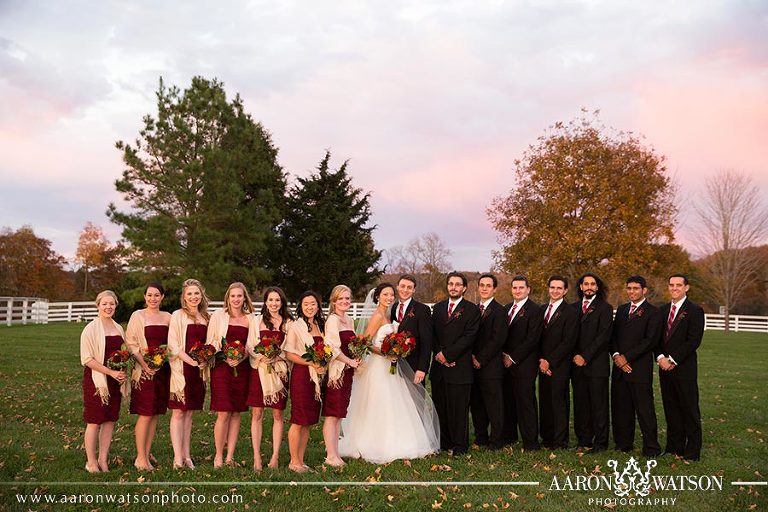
[470,273,507,449]
[656,274,705,461]
[571,273,613,452]
[610,275,662,456]
[502,275,544,450]
[431,272,481,455]
[538,275,579,449]
[391,274,433,384]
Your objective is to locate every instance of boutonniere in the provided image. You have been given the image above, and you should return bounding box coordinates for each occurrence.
[552,311,561,322]
[450,309,463,320]
[636,308,644,317]
[518,309,525,319]
[678,310,687,320]
[407,310,415,319]
[585,307,594,315]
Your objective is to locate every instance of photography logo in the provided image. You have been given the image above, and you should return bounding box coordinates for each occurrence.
[607,457,657,497]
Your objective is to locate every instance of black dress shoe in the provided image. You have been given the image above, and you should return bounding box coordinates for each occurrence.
[452,446,468,455]
[642,450,661,457]
[523,443,541,451]
[475,439,489,446]
[592,445,607,453]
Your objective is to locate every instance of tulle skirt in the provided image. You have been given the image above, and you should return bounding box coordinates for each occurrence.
[339,353,440,463]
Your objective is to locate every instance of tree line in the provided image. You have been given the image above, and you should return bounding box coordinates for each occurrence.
[1,82,766,325]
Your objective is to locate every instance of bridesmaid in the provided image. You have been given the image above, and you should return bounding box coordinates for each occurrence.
[126,282,172,471]
[283,291,326,473]
[168,278,210,469]
[322,285,360,467]
[80,290,127,473]
[207,282,253,468]
[246,287,293,471]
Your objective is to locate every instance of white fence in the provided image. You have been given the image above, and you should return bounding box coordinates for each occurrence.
[1,298,376,326]
[2,297,767,333]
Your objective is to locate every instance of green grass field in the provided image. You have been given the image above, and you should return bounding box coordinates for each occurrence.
[0,324,765,511]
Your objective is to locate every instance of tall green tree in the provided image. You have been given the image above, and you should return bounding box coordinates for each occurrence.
[276,151,381,299]
[108,77,286,296]
[488,111,678,295]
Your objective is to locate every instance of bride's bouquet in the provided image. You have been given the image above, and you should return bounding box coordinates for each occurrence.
[379,330,416,375]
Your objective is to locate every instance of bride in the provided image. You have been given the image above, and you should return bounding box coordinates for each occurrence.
[339,282,440,463]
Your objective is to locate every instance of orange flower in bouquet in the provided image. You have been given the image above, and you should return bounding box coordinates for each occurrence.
[253,335,282,373]
[302,337,333,373]
[219,338,246,376]
[189,342,216,377]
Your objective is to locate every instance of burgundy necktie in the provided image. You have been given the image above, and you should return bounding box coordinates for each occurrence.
[582,300,589,314]
[397,302,404,322]
[628,303,637,317]
[507,303,517,324]
[447,302,455,317]
[544,303,553,325]
[666,304,677,336]
[479,304,485,316]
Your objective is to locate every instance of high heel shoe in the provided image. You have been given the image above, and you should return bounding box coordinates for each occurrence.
[85,464,100,473]
[184,458,195,470]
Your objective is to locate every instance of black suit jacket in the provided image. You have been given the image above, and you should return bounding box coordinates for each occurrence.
[609,300,662,383]
[391,299,433,374]
[472,299,507,380]
[572,298,614,377]
[430,298,481,385]
[655,299,705,381]
[539,301,579,376]
[503,299,543,380]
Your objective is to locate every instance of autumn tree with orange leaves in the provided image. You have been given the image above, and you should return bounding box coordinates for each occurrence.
[488,112,684,298]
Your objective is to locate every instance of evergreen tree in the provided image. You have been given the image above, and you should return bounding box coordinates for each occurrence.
[276,151,381,299]
[107,77,286,296]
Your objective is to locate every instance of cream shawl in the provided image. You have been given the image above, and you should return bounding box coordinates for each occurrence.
[168,309,205,403]
[284,318,325,400]
[206,308,232,350]
[80,317,128,405]
[245,314,289,405]
[324,314,348,389]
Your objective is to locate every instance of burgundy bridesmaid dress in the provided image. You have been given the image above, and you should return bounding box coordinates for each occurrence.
[246,330,288,410]
[83,335,124,424]
[129,325,170,416]
[168,324,207,411]
[210,324,251,412]
[322,330,355,418]
[289,336,323,426]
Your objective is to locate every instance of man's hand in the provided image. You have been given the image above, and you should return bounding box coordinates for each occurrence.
[613,354,628,369]
[413,370,426,384]
[472,355,481,369]
[573,354,586,366]
[539,358,552,376]
[503,353,513,368]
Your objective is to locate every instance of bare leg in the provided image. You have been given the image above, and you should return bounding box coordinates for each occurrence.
[170,409,185,467]
[182,411,194,465]
[146,415,158,468]
[298,426,311,465]
[97,421,115,471]
[214,411,231,467]
[251,407,264,470]
[134,415,152,469]
[269,409,284,468]
[323,417,344,465]
[84,423,100,472]
[225,412,242,463]
[288,423,303,467]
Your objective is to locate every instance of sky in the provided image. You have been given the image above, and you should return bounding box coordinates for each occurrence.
[1,0,766,272]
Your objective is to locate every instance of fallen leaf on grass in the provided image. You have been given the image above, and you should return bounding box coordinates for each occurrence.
[431,500,443,509]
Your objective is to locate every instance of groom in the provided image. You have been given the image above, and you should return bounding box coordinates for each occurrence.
[431,271,481,455]
[391,274,433,384]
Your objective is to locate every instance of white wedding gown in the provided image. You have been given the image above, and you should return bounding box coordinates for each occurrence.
[339,322,440,463]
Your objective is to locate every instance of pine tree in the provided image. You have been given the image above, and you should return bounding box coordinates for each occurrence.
[276,151,381,299]
[108,77,286,296]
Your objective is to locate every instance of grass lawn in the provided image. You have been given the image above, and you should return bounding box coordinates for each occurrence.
[0,323,765,511]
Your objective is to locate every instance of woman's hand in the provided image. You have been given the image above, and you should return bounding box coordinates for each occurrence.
[347,358,360,369]
[111,370,126,382]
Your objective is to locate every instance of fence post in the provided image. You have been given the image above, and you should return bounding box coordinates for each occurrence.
[734,315,739,333]
[67,302,73,322]
[5,299,11,327]
[22,299,28,325]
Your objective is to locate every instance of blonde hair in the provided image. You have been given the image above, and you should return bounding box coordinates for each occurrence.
[95,290,118,307]
[180,278,210,322]
[328,284,352,316]
[224,282,254,315]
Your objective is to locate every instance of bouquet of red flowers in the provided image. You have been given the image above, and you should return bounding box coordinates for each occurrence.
[218,338,246,377]
[301,337,333,372]
[253,335,282,373]
[106,347,131,372]
[347,334,372,360]
[380,330,416,375]
[143,345,169,372]
[189,342,217,377]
